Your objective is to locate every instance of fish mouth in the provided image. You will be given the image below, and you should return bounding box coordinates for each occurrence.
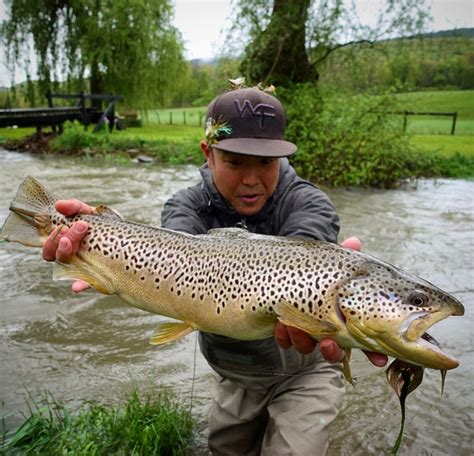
[398,312,460,370]
[417,332,458,368]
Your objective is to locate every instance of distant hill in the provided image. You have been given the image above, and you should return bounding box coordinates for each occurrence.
[415,28,474,39]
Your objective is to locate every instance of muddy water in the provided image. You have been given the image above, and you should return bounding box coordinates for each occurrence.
[0,149,472,455]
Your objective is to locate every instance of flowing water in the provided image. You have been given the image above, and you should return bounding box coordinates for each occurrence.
[0,148,472,455]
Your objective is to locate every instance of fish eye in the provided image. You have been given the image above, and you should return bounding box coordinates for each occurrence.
[408,291,429,307]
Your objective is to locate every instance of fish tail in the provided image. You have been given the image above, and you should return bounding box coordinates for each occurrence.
[1,176,58,247]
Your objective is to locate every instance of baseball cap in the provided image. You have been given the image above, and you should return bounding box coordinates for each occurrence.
[205,88,297,157]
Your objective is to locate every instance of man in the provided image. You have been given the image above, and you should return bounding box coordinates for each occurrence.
[43,87,387,455]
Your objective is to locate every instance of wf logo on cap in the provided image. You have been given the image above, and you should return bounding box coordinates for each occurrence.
[234,99,276,129]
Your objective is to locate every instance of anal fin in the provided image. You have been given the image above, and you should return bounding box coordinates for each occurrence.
[150,321,195,345]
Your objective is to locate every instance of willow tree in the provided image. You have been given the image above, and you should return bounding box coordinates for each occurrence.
[231,0,430,86]
[1,0,187,108]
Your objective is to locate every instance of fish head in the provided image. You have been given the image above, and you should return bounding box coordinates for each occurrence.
[336,261,464,370]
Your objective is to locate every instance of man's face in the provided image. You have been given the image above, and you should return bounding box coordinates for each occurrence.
[203,145,280,217]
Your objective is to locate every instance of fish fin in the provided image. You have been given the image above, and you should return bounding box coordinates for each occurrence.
[440,369,447,396]
[206,227,252,238]
[149,322,195,345]
[342,348,355,385]
[275,300,338,336]
[94,205,123,219]
[1,176,57,247]
[1,211,44,247]
[53,257,114,295]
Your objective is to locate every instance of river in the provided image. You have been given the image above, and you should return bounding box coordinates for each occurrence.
[0,148,472,455]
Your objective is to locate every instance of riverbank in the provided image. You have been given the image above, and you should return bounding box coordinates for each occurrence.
[0,123,204,166]
[1,121,472,182]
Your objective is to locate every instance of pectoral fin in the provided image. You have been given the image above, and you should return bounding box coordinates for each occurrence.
[275,300,338,336]
[149,322,195,345]
[53,256,114,295]
[342,348,355,385]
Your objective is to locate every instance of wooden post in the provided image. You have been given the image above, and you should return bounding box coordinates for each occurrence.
[451,112,457,135]
[169,111,172,125]
[183,110,186,125]
[403,111,408,132]
[46,90,53,108]
[109,97,116,132]
[80,91,87,129]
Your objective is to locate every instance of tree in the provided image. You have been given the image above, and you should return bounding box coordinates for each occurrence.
[230,0,430,86]
[240,0,316,86]
[1,0,188,108]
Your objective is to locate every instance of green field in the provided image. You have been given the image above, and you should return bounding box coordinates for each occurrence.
[1,90,472,163]
[395,90,474,136]
[141,106,206,128]
[396,90,474,119]
[411,134,474,157]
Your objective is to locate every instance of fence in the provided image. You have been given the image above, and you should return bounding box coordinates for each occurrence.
[150,109,206,127]
[391,111,458,135]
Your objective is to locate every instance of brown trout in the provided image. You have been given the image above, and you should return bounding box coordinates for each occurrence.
[1,176,465,453]
[1,176,464,371]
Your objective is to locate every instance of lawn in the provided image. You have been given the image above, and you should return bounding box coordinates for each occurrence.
[396,90,474,120]
[141,107,206,127]
[395,90,474,135]
[411,134,474,157]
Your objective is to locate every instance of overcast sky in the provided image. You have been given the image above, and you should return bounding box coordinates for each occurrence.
[174,0,474,60]
[0,0,473,85]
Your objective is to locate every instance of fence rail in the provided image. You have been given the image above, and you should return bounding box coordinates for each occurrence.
[388,111,458,135]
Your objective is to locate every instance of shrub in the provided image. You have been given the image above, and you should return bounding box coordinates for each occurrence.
[279,84,423,188]
[51,120,96,152]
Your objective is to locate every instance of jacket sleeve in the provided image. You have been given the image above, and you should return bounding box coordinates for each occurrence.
[276,181,340,243]
[161,186,208,235]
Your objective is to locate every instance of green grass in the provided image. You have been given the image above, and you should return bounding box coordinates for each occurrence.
[0,127,36,142]
[123,124,201,141]
[411,134,474,157]
[405,118,473,136]
[391,90,474,135]
[141,107,206,127]
[0,125,202,143]
[1,388,195,455]
[396,90,474,120]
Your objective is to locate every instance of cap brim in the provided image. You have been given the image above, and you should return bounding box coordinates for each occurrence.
[215,138,297,158]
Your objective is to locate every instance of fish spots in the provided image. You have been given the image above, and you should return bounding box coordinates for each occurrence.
[67,217,451,342]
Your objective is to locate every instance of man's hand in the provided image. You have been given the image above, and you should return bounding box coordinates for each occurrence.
[42,199,94,293]
[274,237,388,368]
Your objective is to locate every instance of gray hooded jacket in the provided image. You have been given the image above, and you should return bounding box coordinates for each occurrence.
[161,158,340,383]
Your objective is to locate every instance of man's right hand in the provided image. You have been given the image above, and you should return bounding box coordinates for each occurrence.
[42,199,94,293]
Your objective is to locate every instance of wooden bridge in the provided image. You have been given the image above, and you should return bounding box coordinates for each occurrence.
[0,92,124,133]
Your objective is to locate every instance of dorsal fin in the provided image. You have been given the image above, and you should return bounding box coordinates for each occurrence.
[94,205,123,219]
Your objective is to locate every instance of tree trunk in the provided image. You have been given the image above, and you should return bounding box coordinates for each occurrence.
[90,57,104,109]
[240,0,318,86]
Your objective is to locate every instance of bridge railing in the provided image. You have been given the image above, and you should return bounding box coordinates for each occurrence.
[45,91,124,132]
